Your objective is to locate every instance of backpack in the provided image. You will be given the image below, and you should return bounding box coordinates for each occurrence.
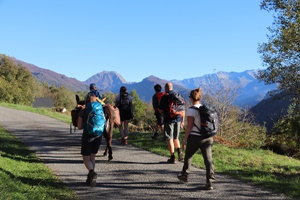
[167,92,185,119]
[156,92,165,103]
[119,93,131,111]
[84,102,106,136]
[154,92,165,112]
[191,105,219,138]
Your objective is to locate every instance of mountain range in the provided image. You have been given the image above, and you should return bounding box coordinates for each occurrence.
[12,57,277,107]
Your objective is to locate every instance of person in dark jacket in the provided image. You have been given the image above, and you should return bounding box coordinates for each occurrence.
[115,86,133,145]
[158,82,185,164]
[151,84,165,140]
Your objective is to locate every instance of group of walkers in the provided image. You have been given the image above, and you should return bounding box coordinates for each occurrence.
[76,82,216,190]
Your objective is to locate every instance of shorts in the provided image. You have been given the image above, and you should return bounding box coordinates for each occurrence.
[81,134,102,156]
[164,121,181,140]
[120,109,133,121]
[154,112,163,126]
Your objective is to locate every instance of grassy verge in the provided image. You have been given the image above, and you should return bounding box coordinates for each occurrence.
[0,102,70,124]
[1,102,300,199]
[0,126,78,200]
[125,132,300,199]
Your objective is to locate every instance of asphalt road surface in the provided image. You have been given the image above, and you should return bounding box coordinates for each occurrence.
[0,106,291,200]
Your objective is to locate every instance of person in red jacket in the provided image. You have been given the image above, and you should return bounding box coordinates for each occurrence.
[151,84,165,140]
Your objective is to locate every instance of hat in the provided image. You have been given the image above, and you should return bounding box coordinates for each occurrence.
[89,83,96,90]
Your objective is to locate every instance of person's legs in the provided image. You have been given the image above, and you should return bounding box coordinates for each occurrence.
[152,113,161,139]
[200,137,215,189]
[165,122,176,163]
[178,135,201,182]
[119,120,129,144]
[173,122,183,161]
[160,124,165,139]
[90,153,96,170]
[119,121,124,137]
[182,136,200,174]
[123,120,129,139]
[82,155,94,171]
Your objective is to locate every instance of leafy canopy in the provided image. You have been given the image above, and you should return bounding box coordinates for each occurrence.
[257,0,300,96]
[0,54,38,105]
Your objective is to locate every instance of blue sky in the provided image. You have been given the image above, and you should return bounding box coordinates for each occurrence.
[0,0,273,83]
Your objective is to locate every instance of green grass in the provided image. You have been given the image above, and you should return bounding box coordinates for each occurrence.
[125,132,300,199]
[0,102,70,124]
[0,126,78,200]
[1,102,300,199]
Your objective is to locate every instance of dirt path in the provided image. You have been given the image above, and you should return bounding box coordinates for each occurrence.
[0,106,291,200]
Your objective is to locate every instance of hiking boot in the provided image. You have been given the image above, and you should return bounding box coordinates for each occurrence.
[177,172,188,183]
[86,173,92,185]
[167,156,175,164]
[88,170,97,187]
[205,180,213,190]
[178,152,184,162]
[209,174,216,181]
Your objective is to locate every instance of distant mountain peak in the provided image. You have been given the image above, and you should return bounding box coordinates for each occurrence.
[84,71,128,90]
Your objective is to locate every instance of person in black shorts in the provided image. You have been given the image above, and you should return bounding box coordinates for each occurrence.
[151,84,165,141]
[115,86,133,145]
[77,91,102,187]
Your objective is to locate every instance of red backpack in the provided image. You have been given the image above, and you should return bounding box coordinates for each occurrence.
[155,92,165,112]
[167,92,185,119]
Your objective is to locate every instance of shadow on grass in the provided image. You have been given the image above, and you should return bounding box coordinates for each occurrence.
[0,167,66,188]
[0,137,42,163]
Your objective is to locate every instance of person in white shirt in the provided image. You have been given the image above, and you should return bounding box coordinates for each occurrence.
[177,87,216,190]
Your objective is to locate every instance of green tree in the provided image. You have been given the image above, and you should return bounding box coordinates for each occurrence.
[257,0,300,155]
[131,90,146,126]
[0,54,37,105]
[53,86,76,110]
[257,0,300,96]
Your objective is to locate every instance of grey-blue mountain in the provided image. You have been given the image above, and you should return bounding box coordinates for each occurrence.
[13,56,276,107]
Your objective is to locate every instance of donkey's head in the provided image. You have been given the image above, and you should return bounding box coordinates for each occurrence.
[76,95,85,106]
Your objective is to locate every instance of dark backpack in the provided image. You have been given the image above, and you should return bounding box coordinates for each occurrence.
[84,102,106,136]
[119,93,131,111]
[191,105,219,138]
[167,92,185,119]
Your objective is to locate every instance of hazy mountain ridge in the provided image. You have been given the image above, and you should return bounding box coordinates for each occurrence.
[12,58,89,91]
[11,56,276,107]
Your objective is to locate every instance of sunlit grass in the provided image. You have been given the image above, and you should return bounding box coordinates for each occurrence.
[123,131,300,199]
[1,102,300,199]
[0,126,78,200]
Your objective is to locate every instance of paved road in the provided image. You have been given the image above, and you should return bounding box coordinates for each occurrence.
[0,106,291,200]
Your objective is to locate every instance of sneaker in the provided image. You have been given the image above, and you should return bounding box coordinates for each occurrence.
[177,172,188,183]
[121,138,128,145]
[89,171,97,187]
[167,157,175,164]
[205,181,213,190]
[178,152,184,162]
